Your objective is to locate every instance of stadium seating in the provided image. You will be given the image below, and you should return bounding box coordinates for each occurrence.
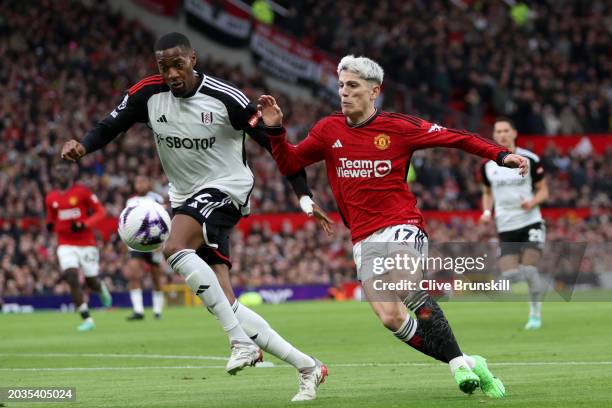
[0,0,609,296]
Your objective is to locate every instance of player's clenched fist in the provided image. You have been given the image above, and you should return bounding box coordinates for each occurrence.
[61,139,87,161]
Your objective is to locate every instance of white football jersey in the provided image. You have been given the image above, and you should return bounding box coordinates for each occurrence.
[481,147,545,232]
[101,73,266,214]
[83,71,311,216]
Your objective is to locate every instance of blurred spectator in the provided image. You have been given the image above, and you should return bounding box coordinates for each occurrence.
[277,0,611,134]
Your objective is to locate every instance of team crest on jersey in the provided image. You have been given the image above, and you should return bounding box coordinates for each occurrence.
[201,111,213,125]
[374,134,391,150]
[69,196,78,206]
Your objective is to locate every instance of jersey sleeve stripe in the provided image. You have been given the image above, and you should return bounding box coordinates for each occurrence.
[205,77,250,105]
[129,75,165,95]
[388,112,422,127]
[129,78,165,95]
[447,129,502,149]
[381,112,422,127]
[204,78,249,108]
[203,81,248,108]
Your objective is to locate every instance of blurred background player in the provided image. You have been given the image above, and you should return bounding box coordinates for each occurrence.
[123,175,166,321]
[45,161,112,331]
[480,118,549,330]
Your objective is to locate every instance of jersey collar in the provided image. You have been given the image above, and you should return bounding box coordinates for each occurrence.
[345,108,379,128]
[180,71,205,98]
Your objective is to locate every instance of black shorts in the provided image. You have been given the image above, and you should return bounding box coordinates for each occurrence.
[172,188,241,268]
[498,221,546,257]
[128,250,161,265]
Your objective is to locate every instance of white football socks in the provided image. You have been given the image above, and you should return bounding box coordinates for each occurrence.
[152,290,164,315]
[167,249,252,344]
[522,265,543,318]
[393,315,418,342]
[232,300,315,369]
[130,289,144,314]
[448,355,471,374]
[463,354,476,369]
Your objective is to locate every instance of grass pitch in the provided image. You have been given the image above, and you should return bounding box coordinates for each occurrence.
[1,300,612,407]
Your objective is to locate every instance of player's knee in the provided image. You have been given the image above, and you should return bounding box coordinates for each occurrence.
[63,269,79,287]
[378,309,405,331]
[162,241,183,260]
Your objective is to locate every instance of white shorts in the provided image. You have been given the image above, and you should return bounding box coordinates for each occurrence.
[353,224,428,280]
[56,245,100,277]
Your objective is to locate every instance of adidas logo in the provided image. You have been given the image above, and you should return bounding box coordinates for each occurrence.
[332,139,343,148]
[157,115,168,123]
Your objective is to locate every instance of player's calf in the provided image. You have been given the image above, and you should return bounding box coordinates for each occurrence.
[398,291,479,393]
[167,248,257,355]
[402,291,463,363]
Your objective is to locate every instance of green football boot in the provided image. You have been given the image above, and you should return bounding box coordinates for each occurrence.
[99,281,112,308]
[524,316,542,330]
[77,319,95,332]
[454,366,480,394]
[472,355,506,398]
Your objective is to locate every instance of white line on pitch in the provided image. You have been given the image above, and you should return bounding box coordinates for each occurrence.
[2,359,612,372]
[0,366,229,372]
[0,353,227,361]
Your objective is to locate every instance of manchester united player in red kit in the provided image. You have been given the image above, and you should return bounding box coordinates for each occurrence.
[45,162,112,331]
[259,55,529,399]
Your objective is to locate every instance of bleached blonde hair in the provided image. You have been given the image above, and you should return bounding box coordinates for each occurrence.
[337,55,384,85]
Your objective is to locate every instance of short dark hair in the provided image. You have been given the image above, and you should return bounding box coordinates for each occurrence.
[494,116,516,130]
[154,32,192,52]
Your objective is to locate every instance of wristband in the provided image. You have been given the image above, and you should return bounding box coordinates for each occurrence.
[483,210,492,217]
[299,196,314,215]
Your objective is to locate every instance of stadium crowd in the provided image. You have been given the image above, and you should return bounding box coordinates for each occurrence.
[0,0,610,297]
[278,0,612,135]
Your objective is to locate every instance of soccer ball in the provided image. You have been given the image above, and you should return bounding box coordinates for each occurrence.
[118,201,171,252]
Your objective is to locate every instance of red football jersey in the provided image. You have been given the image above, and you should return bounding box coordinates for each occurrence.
[270,111,510,243]
[45,184,106,246]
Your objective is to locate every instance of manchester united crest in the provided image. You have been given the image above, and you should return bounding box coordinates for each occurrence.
[69,196,78,206]
[374,134,391,150]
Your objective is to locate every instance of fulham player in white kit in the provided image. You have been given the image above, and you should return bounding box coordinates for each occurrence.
[481,118,549,329]
[61,32,327,400]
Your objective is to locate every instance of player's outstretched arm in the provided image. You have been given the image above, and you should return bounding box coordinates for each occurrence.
[409,119,528,176]
[246,125,335,235]
[257,95,326,175]
[61,88,148,161]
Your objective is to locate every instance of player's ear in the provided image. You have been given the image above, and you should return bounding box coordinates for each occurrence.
[190,50,197,67]
[371,83,381,101]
